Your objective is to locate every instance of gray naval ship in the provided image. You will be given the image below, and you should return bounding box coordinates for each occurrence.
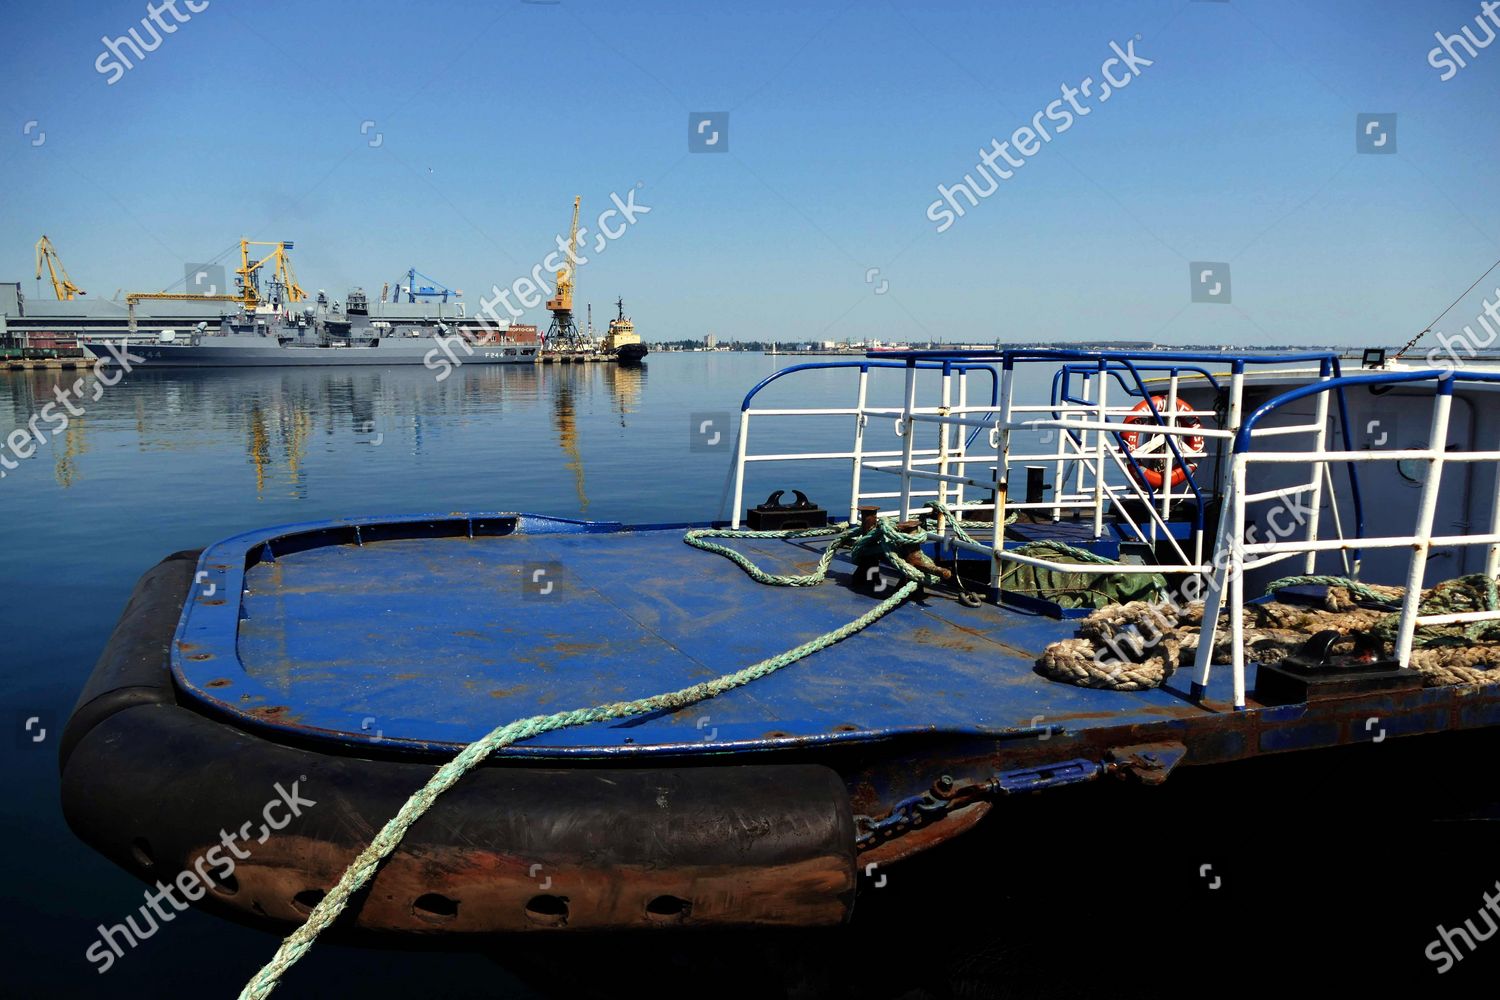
[80,289,539,368]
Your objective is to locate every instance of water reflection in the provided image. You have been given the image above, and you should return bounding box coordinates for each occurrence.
[550,373,587,512]
[0,360,650,499]
[246,401,312,498]
[54,414,86,489]
[603,361,646,427]
[539,362,649,513]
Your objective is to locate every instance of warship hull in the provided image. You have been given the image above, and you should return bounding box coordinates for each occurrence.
[80,335,539,368]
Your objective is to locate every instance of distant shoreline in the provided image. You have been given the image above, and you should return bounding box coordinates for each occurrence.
[647,344,1443,357]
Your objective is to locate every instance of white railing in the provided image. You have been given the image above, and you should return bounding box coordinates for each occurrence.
[730,360,1002,527]
[1194,370,1500,709]
[729,351,1500,710]
[868,353,1305,591]
[732,358,1240,558]
[731,352,1323,571]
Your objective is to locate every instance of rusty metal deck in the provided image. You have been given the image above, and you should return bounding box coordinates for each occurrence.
[169,513,1243,755]
[164,510,1498,770]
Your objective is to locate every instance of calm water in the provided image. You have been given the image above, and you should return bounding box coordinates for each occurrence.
[0,352,1015,998]
[4,353,1498,996]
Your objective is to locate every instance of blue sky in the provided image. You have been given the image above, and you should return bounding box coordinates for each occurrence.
[1,0,1497,346]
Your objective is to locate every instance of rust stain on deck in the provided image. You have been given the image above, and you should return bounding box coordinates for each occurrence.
[908,626,982,654]
[548,640,611,659]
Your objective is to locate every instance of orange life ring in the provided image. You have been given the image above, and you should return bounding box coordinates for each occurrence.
[1120,396,1204,488]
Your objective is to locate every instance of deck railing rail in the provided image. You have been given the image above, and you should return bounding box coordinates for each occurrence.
[731,360,1001,527]
[882,349,1357,594]
[734,350,1356,568]
[1196,368,1500,709]
[730,351,1499,710]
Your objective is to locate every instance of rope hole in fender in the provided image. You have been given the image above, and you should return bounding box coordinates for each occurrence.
[645,895,692,923]
[524,894,569,927]
[412,892,459,923]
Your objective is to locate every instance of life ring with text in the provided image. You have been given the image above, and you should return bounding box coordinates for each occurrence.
[1120,396,1204,488]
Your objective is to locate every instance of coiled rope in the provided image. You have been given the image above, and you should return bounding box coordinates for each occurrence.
[1037,574,1500,694]
[1268,573,1500,646]
[1036,600,1186,691]
[240,509,945,998]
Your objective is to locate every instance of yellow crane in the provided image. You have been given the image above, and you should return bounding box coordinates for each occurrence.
[34,235,85,300]
[237,239,306,309]
[126,292,242,303]
[122,237,307,330]
[125,291,243,332]
[547,196,581,313]
[544,197,587,350]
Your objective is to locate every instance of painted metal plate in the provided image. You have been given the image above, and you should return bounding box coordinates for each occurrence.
[172,512,1246,757]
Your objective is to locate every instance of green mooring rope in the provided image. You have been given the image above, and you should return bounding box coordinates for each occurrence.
[240,509,948,999]
[1265,574,1402,607]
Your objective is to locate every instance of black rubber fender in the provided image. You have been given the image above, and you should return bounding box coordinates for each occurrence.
[59,549,199,770]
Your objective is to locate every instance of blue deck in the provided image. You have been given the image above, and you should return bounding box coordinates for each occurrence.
[173,514,1237,757]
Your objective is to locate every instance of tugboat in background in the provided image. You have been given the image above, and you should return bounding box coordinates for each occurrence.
[603,296,648,363]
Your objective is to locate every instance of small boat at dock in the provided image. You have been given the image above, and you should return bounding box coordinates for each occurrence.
[60,348,1499,988]
[602,297,647,363]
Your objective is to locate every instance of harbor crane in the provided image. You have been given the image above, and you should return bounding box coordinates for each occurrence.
[391,267,461,303]
[124,237,306,331]
[236,239,306,310]
[35,235,85,300]
[545,196,591,350]
[123,291,242,333]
